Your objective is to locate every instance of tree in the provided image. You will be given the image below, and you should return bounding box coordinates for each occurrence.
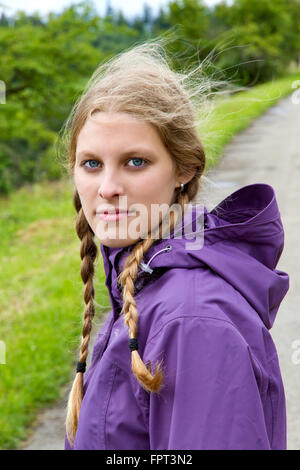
[0,4,106,193]
[204,0,300,84]
[160,0,211,71]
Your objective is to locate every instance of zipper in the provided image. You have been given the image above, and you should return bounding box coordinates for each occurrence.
[139,244,172,274]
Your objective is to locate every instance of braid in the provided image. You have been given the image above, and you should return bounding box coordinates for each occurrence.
[60,35,221,445]
[66,189,98,446]
[118,189,190,394]
[66,180,196,444]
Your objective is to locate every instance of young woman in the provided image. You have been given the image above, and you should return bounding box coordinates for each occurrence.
[62,39,289,450]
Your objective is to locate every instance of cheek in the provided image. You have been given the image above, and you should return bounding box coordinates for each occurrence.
[134,166,175,200]
[73,173,96,222]
[74,172,94,199]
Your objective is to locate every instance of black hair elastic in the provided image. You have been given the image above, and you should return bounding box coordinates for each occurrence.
[129,338,138,352]
[76,361,86,373]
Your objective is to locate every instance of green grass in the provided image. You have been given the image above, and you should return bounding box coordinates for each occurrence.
[0,71,299,449]
[0,178,110,449]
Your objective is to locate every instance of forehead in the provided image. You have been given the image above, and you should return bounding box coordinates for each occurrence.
[76,112,165,154]
[80,112,152,134]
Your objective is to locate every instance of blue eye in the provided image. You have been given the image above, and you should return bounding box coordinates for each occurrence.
[83,160,99,169]
[128,158,147,168]
[81,158,148,171]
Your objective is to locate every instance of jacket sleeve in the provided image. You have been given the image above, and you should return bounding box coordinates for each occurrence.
[143,316,271,450]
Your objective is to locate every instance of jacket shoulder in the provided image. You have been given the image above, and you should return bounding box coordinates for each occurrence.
[143,266,236,337]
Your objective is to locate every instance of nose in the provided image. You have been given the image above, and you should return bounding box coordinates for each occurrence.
[97,170,125,200]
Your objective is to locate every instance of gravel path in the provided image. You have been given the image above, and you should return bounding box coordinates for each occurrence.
[206,93,300,450]
[20,93,300,450]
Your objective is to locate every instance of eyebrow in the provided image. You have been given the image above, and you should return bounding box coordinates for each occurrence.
[76,147,156,160]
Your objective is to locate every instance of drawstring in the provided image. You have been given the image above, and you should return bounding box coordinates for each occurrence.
[140,244,172,274]
[129,244,172,352]
[112,243,172,296]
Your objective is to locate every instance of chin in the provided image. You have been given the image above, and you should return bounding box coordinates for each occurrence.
[97,237,139,249]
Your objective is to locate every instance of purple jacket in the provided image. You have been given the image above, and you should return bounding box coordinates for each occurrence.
[65,183,289,450]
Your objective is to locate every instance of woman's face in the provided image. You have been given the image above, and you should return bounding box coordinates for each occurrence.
[74,111,184,248]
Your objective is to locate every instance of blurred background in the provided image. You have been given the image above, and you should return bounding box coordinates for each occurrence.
[0,0,299,450]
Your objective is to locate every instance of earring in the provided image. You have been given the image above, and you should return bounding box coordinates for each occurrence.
[178,182,185,192]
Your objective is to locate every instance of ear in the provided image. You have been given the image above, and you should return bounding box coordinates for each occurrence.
[175,169,197,187]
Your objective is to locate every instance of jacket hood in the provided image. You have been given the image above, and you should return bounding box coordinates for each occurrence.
[100,183,289,330]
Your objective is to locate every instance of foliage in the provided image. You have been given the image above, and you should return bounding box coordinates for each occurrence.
[206,0,300,85]
[0,0,299,195]
[0,2,143,195]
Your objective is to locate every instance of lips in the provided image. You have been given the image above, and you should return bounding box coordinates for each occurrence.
[97,209,130,215]
[96,210,134,222]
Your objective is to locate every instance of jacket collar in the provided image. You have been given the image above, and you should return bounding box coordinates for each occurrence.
[100,183,289,329]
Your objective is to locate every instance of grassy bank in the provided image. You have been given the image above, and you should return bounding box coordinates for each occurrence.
[0,72,299,449]
[198,72,300,169]
[0,179,110,449]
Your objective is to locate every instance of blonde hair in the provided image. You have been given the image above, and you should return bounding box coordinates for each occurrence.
[59,35,235,446]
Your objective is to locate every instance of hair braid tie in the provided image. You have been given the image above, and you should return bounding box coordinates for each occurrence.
[129,338,138,352]
[76,361,87,373]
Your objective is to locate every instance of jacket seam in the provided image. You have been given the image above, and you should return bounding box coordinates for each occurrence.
[145,315,239,346]
[207,212,281,226]
[104,315,245,377]
[246,345,267,399]
[193,271,196,338]
[102,363,118,450]
[266,354,281,365]
[106,356,130,375]
[268,378,275,448]
[205,228,284,246]
[103,359,150,433]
